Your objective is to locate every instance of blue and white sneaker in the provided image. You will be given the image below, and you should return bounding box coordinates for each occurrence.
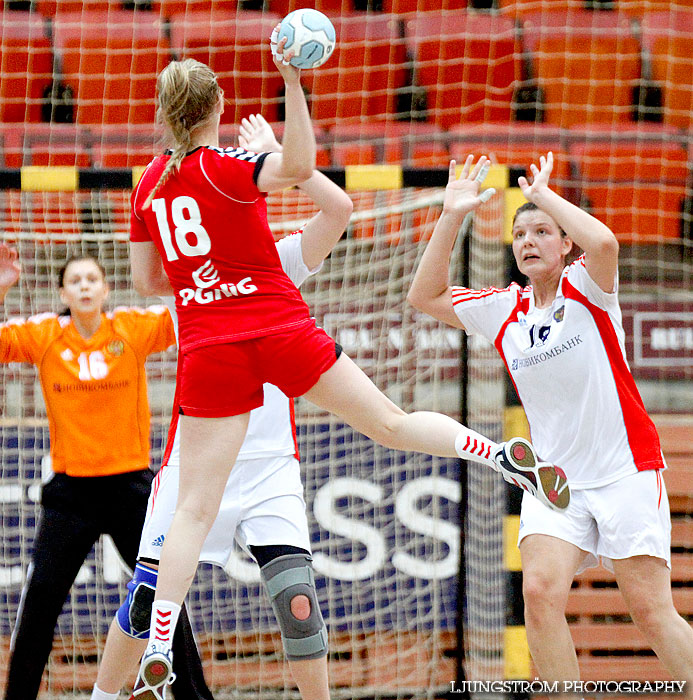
[130,642,176,700]
[494,437,570,512]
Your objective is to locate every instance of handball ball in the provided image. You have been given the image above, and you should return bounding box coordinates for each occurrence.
[278,9,336,69]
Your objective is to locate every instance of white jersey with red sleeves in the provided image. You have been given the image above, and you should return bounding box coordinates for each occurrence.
[130,147,313,353]
[162,232,321,466]
[451,256,665,489]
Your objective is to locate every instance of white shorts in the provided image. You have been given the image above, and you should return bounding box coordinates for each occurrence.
[518,469,671,574]
[138,454,311,567]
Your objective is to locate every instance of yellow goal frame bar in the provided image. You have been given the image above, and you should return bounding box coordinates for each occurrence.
[1,163,525,242]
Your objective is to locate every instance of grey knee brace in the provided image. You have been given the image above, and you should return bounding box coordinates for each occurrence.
[260,553,328,661]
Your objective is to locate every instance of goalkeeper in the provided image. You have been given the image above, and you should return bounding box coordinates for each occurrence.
[0,251,214,700]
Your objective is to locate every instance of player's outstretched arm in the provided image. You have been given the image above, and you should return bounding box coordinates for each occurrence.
[296,172,353,270]
[130,241,174,297]
[408,155,495,329]
[0,243,21,303]
[519,152,618,293]
[256,31,315,192]
[239,113,352,269]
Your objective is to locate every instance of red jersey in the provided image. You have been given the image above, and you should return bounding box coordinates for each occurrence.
[130,146,313,353]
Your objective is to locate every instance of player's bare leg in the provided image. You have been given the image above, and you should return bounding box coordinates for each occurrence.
[289,657,330,700]
[286,592,330,700]
[519,534,585,696]
[614,555,693,698]
[93,619,147,696]
[290,654,330,700]
[302,353,569,510]
[134,412,250,697]
[156,412,250,603]
[304,353,492,457]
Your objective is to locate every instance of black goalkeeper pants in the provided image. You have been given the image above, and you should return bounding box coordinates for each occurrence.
[4,470,214,700]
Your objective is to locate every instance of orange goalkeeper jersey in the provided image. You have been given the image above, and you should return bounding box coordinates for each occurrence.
[0,306,176,477]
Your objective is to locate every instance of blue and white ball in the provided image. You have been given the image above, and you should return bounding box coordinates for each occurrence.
[277,9,336,69]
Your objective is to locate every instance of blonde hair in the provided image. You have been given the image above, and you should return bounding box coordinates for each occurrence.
[144,59,221,208]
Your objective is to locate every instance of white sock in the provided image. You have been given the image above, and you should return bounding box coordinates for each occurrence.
[148,600,181,651]
[454,427,500,469]
[91,684,119,700]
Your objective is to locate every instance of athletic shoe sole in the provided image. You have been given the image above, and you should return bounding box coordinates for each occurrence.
[130,650,174,700]
[496,437,570,512]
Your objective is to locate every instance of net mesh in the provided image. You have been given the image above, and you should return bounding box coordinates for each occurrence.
[463,199,507,684]
[0,188,477,699]
[0,0,691,697]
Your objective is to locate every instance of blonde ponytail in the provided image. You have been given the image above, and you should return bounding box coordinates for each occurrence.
[144,59,221,209]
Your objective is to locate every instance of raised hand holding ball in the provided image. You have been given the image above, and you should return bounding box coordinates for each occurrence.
[275,9,336,69]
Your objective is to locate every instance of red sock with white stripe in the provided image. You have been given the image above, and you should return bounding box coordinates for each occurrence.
[148,600,181,651]
[454,427,500,470]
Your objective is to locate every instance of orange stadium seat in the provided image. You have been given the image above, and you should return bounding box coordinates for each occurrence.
[300,13,408,126]
[0,190,22,239]
[0,125,23,167]
[9,124,90,167]
[35,0,122,16]
[448,121,564,143]
[570,139,688,242]
[498,0,589,19]
[385,123,443,166]
[52,11,171,125]
[91,125,158,168]
[449,123,573,195]
[269,0,354,15]
[381,0,465,13]
[405,11,521,128]
[618,0,693,18]
[639,7,693,50]
[150,0,231,19]
[331,142,377,166]
[530,20,641,127]
[169,10,283,124]
[571,122,680,138]
[313,145,331,167]
[330,122,443,166]
[29,147,90,167]
[345,190,429,243]
[23,192,87,241]
[0,12,54,123]
[330,124,379,165]
[93,145,156,169]
[641,9,693,130]
[449,144,570,189]
[649,39,692,129]
[409,142,450,167]
[328,124,447,241]
[520,9,634,54]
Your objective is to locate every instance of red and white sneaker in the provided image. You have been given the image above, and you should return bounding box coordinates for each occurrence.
[130,642,176,700]
[494,437,570,512]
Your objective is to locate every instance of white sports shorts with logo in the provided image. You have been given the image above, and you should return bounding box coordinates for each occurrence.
[518,469,671,574]
[138,454,311,567]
